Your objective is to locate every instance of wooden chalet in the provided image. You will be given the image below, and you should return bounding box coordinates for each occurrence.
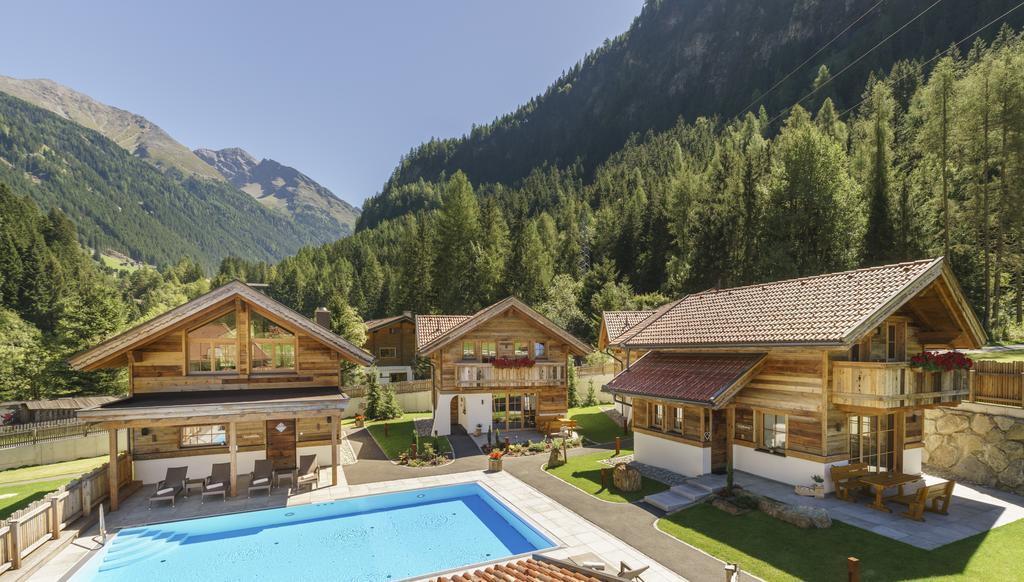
[69,281,373,510]
[364,312,417,383]
[417,297,591,436]
[603,258,985,490]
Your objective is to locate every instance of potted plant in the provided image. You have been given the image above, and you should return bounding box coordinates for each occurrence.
[354,414,365,428]
[488,450,503,472]
[795,475,825,498]
[475,423,483,437]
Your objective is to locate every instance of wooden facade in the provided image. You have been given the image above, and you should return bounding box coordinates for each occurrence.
[364,314,417,382]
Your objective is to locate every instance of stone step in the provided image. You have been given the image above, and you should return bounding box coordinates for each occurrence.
[670,482,713,501]
[644,490,698,512]
[687,473,728,494]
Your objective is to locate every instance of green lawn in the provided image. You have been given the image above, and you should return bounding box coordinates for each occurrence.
[350,413,452,460]
[0,479,71,520]
[658,503,1024,582]
[545,448,667,503]
[568,405,630,444]
[0,455,107,485]
[972,348,1024,363]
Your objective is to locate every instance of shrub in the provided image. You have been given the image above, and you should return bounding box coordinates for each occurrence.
[528,440,547,453]
[582,380,599,407]
[567,358,581,408]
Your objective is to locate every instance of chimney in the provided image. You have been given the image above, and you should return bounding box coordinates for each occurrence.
[403,310,413,318]
[314,307,331,329]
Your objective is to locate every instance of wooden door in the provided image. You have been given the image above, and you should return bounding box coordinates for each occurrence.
[266,419,296,470]
[711,409,728,474]
[450,396,459,426]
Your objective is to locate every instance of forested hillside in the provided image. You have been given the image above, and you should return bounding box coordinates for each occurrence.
[360,0,1024,230]
[222,28,1023,345]
[0,93,337,269]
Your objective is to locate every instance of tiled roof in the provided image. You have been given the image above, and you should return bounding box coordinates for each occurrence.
[433,558,605,582]
[605,352,766,406]
[622,259,943,348]
[415,315,472,348]
[602,310,655,344]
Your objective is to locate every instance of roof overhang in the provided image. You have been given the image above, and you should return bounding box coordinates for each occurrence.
[603,352,767,410]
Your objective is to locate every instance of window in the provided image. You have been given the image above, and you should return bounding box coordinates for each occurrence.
[672,407,683,432]
[886,322,906,362]
[652,404,664,429]
[180,424,226,448]
[188,312,237,373]
[389,372,408,383]
[481,341,496,362]
[534,342,547,360]
[251,312,295,372]
[462,341,477,361]
[379,347,397,359]
[849,414,896,472]
[761,413,786,453]
[515,341,529,358]
[389,327,399,334]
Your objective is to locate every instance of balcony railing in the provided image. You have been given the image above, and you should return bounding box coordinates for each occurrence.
[831,361,969,409]
[455,362,566,388]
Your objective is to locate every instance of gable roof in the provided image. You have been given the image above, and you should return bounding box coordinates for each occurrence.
[416,297,592,356]
[364,313,414,332]
[604,352,766,409]
[599,310,655,348]
[618,258,985,349]
[68,281,373,371]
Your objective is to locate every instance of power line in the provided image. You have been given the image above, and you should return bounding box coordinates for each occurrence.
[837,0,1024,119]
[764,0,945,128]
[737,0,886,117]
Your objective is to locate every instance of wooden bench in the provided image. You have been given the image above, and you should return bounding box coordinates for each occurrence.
[545,419,577,437]
[830,463,871,501]
[888,480,955,521]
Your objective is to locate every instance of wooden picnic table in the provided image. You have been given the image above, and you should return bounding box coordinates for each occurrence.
[860,472,922,512]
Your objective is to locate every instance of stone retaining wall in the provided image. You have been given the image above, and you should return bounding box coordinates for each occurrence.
[923,403,1024,495]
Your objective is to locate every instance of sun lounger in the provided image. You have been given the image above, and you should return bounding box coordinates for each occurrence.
[201,462,231,503]
[149,466,188,509]
[295,454,319,491]
[248,459,274,497]
[617,561,649,581]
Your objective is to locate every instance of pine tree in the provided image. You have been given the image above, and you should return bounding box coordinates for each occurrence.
[433,172,482,312]
[857,81,897,264]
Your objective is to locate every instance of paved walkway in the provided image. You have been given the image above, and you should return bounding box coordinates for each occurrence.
[342,425,485,485]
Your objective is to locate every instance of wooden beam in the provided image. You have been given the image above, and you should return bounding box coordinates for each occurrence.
[228,422,237,497]
[108,429,119,511]
[330,416,339,487]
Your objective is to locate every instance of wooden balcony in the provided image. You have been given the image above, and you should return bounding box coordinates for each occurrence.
[831,361,969,410]
[455,362,566,389]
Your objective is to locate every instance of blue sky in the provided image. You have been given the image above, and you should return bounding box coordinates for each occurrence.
[0,1,643,207]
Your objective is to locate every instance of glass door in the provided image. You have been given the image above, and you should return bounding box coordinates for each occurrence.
[849,414,896,472]
[508,395,524,429]
[492,395,507,429]
[523,394,537,429]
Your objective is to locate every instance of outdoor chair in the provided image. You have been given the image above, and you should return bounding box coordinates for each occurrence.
[248,459,274,497]
[149,466,188,509]
[889,480,956,521]
[830,462,871,501]
[201,462,231,503]
[618,561,649,581]
[296,454,320,491]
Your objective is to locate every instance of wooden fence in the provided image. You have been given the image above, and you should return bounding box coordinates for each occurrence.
[0,452,131,574]
[969,360,1024,408]
[343,379,432,397]
[576,363,617,377]
[0,419,91,449]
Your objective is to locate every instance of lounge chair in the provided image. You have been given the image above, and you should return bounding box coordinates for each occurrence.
[149,466,188,509]
[248,459,273,498]
[541,554,637,581]
[201,463,231,503]
[617,561,649,581]
[295,454,319,491]
[889,480,956,521]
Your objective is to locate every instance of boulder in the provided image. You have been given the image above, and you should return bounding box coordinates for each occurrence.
[928,444,959,468]
[711,497,748,516]
[1006,423,1024,442]
[923,434,945,451]
[979,444,1010,473]
[971,414,995,435]
[613,463,642,492]
[953,433,986,456]
[997,440,1024,456]
[757,498,831,529]
[953,455,996,486]
[998,460,1024,489]
[923,417,937,435]
[935,413,970,435]
[993,416,1016,432]
[547,447,565,469]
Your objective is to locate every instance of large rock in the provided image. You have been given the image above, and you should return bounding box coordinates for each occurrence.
[998,460,1024,489]
[953,433,986,456]
[924,434,945,451]
[993,416,1017,432]
[953,455,996,486]
[757,498,831,529]
[971,414,995,435]
[613,463,642,492]
[935,414,970,435]
[928,444,960,468]
[997,440,1024,456]
[979,444,1010,473]
[924,417,937,435]
[1006,423,1024,442]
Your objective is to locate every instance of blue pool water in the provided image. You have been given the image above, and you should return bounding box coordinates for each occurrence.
[71,483,554,581]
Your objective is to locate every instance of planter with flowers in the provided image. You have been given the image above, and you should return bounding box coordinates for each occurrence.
[909,351,974,372]
[795,474,825,499]
[491,357,536,369]
[354,414,365,428]
[488,450,503,472]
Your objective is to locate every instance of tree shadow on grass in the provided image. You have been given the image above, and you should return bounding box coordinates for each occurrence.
[0,490,52,520]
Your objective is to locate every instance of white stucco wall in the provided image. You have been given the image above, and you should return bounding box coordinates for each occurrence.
[633,432,710,477]
[733,445,843,493]
[297,444,340,467]
[376,366,414,384]
[0,431,128,471]
[133,451,263,485]
[431,393,456,436]
[344,390,433,418]
[457,393,493,435]
[903,447,923,476]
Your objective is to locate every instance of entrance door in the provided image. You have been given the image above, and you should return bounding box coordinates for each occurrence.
[710,409,728,474]
[849,414,897,472]
[450,396,459,426]
[266,419,296,470]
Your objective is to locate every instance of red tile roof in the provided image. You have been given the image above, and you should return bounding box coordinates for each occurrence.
[621,259,943,348]
[433,558,605,582]
[605,352,766,406]
[415,314,472,348]
[602,310,655,344]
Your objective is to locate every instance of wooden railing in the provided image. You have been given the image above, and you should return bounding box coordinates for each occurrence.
[969,360,1024,408]
[343,379,432,397]
[0,419,91,449]
[575,363,617,377]
[831,361,969,409]
[456,362,566,388]
[0,452,131,573]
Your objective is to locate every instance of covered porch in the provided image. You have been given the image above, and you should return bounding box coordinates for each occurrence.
[78,387,348,511]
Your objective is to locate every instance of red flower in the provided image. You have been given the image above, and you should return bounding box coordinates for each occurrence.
[492,357,536,369]
[908,351,973,372]
[489,450,503,460]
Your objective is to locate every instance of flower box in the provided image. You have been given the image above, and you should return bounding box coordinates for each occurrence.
[491,357,536,369]
[909,351,973,373]
[488,450,503,472]
[794,483,825,499]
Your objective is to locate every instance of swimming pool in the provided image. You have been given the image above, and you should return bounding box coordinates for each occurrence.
[71,482,556,581]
